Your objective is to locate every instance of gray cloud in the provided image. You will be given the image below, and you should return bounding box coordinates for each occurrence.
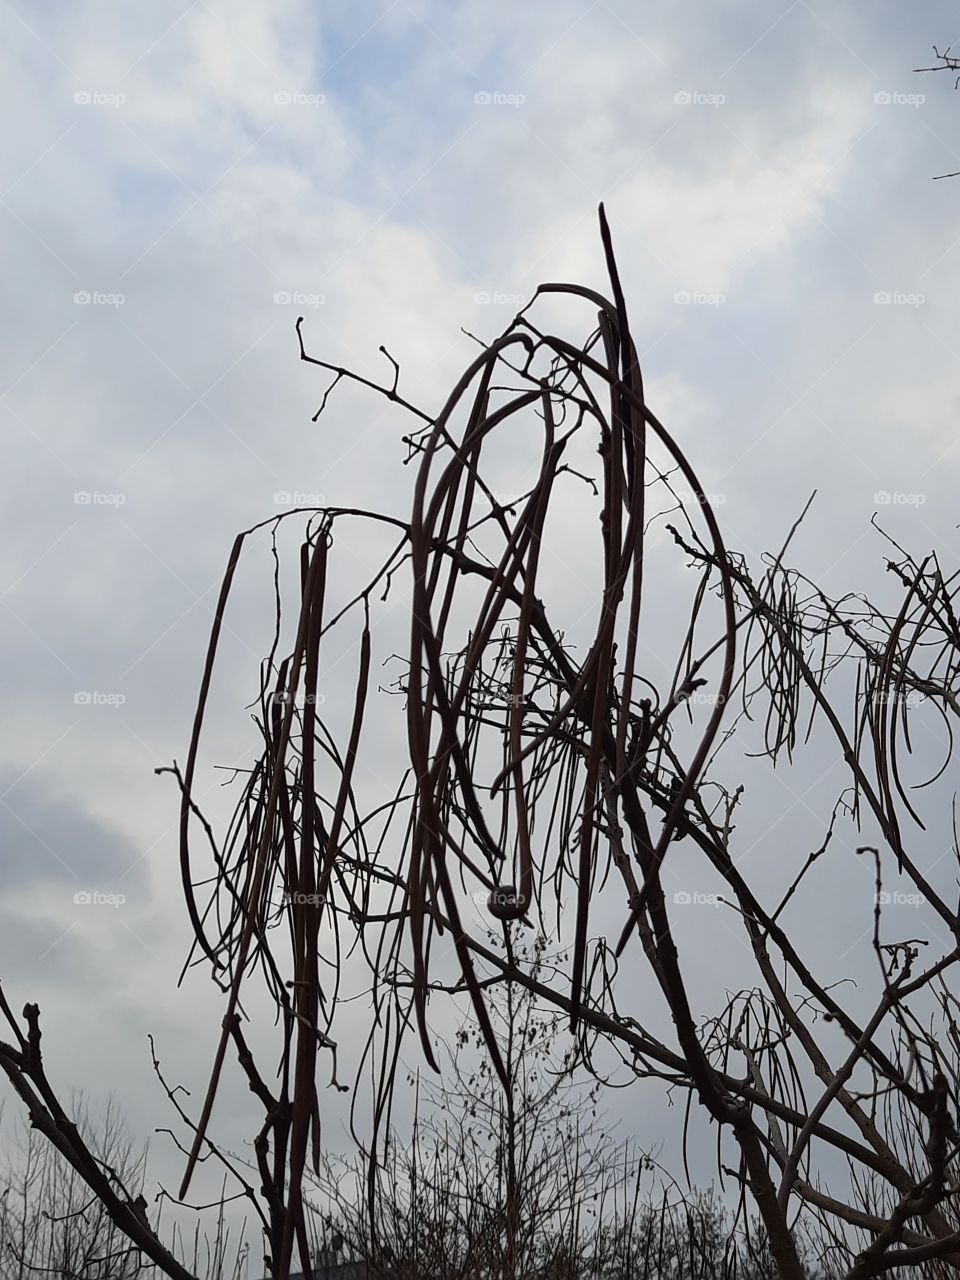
[0,765,149,890]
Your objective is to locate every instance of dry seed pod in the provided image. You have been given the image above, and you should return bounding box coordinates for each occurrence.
[486,884,528,920]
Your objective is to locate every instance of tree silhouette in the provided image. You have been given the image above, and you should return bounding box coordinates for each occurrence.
[3,207,960,1278]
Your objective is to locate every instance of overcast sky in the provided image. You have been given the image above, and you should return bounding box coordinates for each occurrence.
[4,0,960,1267]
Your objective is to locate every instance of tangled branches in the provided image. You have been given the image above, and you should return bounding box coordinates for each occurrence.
[5,207,960,1279]
[167,207,960,1279]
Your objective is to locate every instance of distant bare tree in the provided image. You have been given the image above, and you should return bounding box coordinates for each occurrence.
[313,933,840,1279]
[0,1093,147,1279]
[0,1090,248,1280]
[315,932,643,1279]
